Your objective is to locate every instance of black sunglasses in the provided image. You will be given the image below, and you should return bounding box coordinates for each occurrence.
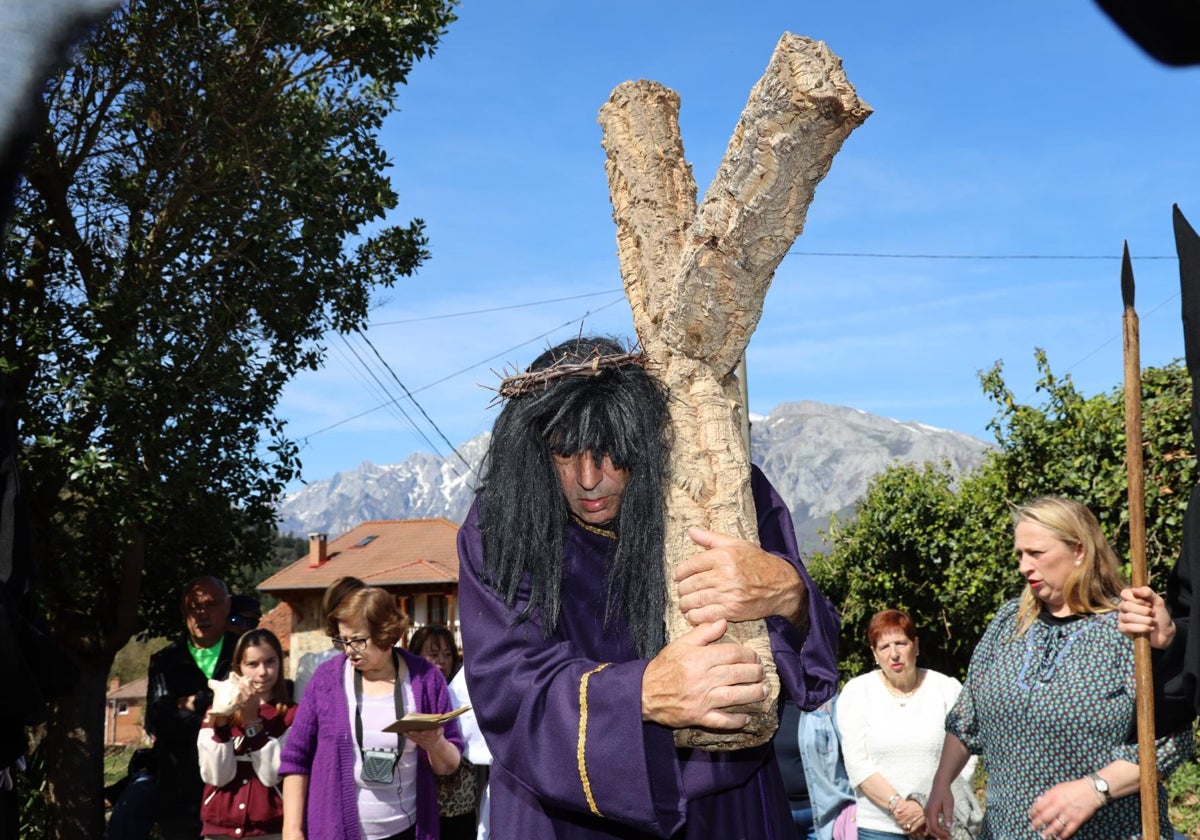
[230,615,260,629]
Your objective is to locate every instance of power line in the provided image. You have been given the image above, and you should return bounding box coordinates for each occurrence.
[298,246,1184,453]
[413,296,628,393]
[368,290,621,326]
[359,251,1180,330]
[336,333,446,459]
[296,296,628,442]
[787,251,1177,260]
[353,328,475,476]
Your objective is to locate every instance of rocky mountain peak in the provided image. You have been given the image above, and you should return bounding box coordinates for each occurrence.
[277,402,991,551]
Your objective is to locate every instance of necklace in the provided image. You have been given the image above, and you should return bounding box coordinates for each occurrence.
[878,669,921,702]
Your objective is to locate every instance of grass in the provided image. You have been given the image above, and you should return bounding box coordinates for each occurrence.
[104,745,138,787]
[1169,755,1200,838]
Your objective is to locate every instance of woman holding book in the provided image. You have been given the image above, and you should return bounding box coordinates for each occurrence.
[281,586,463,840]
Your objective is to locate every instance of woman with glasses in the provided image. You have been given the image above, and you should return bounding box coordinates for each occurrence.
[280,586,463,840]
[926,497,1193,840]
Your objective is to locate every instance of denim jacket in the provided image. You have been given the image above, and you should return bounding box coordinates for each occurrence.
[797,695,855,840]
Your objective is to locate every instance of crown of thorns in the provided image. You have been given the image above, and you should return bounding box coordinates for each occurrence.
[491,345,645,402]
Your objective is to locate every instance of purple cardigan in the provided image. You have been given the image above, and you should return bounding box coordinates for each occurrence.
[279,648,464,840]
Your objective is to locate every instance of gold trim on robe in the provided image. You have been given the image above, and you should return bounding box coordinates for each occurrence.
[577,662,611,816]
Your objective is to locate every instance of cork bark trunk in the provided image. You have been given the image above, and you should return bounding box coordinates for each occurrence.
[598,33,870,749]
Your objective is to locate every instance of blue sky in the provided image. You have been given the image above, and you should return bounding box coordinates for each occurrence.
[276,2,1200,490]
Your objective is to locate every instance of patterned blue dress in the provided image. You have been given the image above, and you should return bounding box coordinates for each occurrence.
[946,599,1193,839]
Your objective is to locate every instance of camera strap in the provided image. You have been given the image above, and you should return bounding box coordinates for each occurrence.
[353,650,406,759]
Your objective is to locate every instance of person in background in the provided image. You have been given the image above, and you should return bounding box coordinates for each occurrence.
[293,576,365,701]
[446,666,491,840]
[104,749,157,840]
[198,628,297,839]
[773,697,816,837]
[146,575,237,840]
[797,696,855,840]
[409,624,477,839]
[837,609,978,840]
[280,586,463,840]
[227,594,262,636]
[927,497,1193,839]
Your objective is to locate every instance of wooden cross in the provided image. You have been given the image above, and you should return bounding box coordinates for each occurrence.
[598,33,870,749]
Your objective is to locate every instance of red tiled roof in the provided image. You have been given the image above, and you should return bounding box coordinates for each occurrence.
[257,519,460,592]
[107,677,148,701]
[259,602,294,652]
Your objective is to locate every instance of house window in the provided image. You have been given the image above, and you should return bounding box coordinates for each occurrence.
[352,536,378,548]
[427,594,447,626]
[117,702,129,715]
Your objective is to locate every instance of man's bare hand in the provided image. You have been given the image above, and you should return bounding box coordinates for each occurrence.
[675,526,803,626]
[1118,585,1176,649]
[641,619,767,729]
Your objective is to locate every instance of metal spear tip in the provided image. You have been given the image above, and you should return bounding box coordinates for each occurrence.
[1121,240,1136,309]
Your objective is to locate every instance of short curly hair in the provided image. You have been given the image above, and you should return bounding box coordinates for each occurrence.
[320,576,366,637]
[866,609,918,648]
[330,586,409,650]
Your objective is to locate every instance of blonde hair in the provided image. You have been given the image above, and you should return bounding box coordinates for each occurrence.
[1011,496,1127,636]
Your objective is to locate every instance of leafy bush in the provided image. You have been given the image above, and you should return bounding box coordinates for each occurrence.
[812,353,1193,679]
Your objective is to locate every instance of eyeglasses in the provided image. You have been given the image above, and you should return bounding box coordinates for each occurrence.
[229,615,260,629]
[330,635,370,653]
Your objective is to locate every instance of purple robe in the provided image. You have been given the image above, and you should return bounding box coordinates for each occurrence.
[458,466,839,838]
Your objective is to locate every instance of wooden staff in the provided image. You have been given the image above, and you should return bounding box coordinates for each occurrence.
[1121,241,1160,837]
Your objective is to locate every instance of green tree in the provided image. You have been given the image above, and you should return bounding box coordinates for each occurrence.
[980,350,1195,573]
[811,353,1194,682]
[1,1,457,836]
[810,460,1014,680]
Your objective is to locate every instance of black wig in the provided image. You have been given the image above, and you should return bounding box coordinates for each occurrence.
[478,336,671,657]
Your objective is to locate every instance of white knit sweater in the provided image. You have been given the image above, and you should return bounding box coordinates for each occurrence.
[836,669,976,834]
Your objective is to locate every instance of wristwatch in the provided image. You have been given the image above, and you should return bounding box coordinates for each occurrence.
[1086,772,1112,805]
[242,720,262,738]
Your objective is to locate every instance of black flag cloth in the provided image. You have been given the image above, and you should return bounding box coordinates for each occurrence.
[1094,0,1200,66]
[1159,205,1200,731]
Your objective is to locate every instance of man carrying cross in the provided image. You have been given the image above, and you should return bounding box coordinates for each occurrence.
[457,336,839,839]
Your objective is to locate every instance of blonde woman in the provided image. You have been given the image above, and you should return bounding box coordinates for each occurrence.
[926,497,1193,840]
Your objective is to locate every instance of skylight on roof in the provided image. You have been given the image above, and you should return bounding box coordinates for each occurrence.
[352,535,378,548]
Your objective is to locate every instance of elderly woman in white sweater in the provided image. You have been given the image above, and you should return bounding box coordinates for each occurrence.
[836,609,979,839]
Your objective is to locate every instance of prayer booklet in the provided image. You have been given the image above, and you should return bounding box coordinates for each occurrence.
[383,705,471,733]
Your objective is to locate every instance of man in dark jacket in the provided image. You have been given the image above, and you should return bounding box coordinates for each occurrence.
[146,576,236,840]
